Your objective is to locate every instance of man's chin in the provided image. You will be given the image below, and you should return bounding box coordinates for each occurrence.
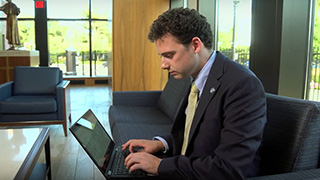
[171,74,184,79]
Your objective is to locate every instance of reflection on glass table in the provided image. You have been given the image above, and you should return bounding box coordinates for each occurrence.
[0,128,51,180]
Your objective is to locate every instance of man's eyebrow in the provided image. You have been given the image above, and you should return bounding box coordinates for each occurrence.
[159,51,176,56]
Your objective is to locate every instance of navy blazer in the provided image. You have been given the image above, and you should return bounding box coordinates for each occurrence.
[157,52,267,180]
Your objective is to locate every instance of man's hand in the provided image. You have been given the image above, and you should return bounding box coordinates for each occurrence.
[122,139,164,154]
[125,152,161,175]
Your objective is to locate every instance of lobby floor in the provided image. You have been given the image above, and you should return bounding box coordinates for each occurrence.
[42,86,111,180]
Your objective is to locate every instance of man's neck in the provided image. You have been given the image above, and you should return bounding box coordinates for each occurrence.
[191,48,214,79]
[199,48,214,70]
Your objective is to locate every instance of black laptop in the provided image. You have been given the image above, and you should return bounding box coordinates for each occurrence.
[69,109,147,179]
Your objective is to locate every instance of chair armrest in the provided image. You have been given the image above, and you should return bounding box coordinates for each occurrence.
[57,80,70,89]
[247,169,320,180]
[56,80,71,120]
[0,81,13,101]
[113,91,162,107]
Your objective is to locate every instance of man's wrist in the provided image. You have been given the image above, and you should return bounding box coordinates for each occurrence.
[154,140,165,152]
[153,136,169,153]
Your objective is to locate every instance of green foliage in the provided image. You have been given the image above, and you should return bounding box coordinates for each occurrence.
[47,19,111,61]
[218,28,250,66]
[48,21,66,55]
[313,0,320,54]
[18,21,35,50]
[218,30,233,50]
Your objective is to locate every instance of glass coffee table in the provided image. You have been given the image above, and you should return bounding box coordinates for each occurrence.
[0,128,51,180]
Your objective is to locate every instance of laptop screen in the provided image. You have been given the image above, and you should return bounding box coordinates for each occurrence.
[70,109,115,173]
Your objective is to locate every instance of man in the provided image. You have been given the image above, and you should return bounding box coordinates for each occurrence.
[123,8,266,179]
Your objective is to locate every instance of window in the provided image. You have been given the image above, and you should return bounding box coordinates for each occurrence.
[0,0,34,50]
[308,0,320,101]
[1,0,112,77]
[0,0,34,18]
[48,21,90,75]
[217,0,252,66]
[47,0,112,77]
[47,0,88,19]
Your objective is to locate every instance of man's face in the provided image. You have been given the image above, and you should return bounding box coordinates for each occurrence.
[155,34,200,79]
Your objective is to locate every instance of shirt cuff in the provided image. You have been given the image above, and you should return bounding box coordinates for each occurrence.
[153,136,169,153]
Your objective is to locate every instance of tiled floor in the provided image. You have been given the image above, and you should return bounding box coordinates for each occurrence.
[46,85,112,180]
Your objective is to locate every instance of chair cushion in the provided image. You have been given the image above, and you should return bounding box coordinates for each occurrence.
[13,66,61,95]
[0,113,58,122]
[0,95,57,114]
[109,106,172,129]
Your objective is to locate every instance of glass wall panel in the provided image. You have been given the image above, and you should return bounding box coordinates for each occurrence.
[14,0,34,18]
[18,21,35,50]
[217,0,251,66]
[0,2,4,18]
[47,0,112,77]
[91,21,112,76]
[0,0,34,50]
[0,21,3,50]
[0,0,34,18]
[47,0,88,19]
[48,21,90,76]
[308,0,320,101]
[92,0,112,19]
[1,0,112,77]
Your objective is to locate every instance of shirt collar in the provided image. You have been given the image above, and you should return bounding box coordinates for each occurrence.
[194,51,217,97]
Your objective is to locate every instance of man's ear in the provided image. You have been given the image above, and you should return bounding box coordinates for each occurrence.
[191,37,202,53]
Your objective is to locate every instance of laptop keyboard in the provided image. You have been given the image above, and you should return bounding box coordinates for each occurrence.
[113,147,144,175]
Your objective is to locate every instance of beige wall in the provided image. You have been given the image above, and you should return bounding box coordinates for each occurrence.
[188,0,198,10]
[112,0,169,91]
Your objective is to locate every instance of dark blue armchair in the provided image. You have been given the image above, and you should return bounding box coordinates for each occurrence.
[0,66,71,136]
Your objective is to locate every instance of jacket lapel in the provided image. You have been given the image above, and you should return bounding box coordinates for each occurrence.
[187,52,225,148]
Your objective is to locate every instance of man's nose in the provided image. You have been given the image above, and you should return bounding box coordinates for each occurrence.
[161,57,169,69]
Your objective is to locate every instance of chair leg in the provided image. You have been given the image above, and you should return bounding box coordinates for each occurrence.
[62,114,71,137]
[63,120,68,137]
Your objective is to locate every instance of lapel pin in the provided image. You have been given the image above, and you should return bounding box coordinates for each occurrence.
[210,87,215,94]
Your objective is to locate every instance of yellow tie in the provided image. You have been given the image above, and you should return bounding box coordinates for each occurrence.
[181,82,199,155]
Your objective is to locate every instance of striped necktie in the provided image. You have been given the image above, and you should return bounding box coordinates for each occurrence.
[181,82,199,155]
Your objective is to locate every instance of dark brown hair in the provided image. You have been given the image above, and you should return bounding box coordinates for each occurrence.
[148,7,213,49]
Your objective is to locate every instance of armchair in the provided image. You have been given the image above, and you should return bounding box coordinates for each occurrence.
[0,66,71,136]
[248,93,320,179]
